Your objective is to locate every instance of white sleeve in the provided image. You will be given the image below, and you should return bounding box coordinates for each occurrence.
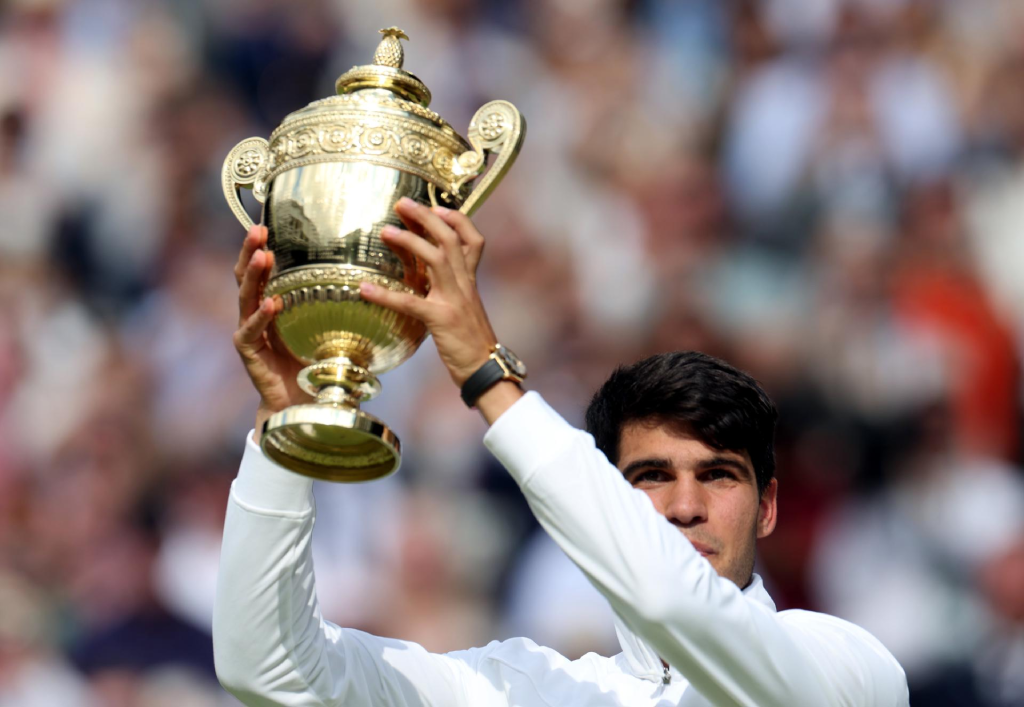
[212,433,505,707]
[483,392,909,707]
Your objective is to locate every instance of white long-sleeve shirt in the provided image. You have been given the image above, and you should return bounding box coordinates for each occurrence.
[214,392,909,706]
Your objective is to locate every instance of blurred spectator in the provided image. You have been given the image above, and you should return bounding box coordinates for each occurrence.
[811,400,1024,706]
[0,571,92,707]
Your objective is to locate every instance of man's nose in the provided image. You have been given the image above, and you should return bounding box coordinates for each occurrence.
[666,476,708,527]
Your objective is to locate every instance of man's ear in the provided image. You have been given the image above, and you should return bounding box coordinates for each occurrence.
[756,478,778,539]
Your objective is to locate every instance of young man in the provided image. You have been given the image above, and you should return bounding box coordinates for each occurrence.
[215,199,909,706]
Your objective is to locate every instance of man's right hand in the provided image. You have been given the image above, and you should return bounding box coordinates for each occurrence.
[233,225,312,441]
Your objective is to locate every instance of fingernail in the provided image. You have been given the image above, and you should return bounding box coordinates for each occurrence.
[360,282,376,294]
[262,297,274,312]
[380,224,399,236]
[398,197,418,208]
[431,205,450,215]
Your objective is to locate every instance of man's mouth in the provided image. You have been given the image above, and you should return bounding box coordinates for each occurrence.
[688,540,716,557]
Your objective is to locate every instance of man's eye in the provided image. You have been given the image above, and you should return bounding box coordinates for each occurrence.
[705,468,736,481]
[632,470,669,485]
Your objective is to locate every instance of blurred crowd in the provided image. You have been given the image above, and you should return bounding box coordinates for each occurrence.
[2,0,1024,705]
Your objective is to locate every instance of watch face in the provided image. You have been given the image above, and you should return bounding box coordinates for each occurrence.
[496,344,527,379]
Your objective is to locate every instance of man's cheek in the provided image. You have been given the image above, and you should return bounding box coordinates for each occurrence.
[641,488,666,515]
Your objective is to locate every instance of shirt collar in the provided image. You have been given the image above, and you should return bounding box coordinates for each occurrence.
[612,573,776,682]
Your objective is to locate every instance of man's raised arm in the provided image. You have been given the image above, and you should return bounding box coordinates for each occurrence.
[217,224,500,707]
[213,431,499,706]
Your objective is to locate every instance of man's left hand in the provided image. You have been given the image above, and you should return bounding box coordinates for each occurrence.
[359,197,498,389]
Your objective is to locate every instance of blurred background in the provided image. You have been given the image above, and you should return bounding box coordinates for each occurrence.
[2,0,1024,704]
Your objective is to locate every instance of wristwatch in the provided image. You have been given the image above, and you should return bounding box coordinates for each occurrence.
[460,343,527,408]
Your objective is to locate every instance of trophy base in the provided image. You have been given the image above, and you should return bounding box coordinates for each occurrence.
[260,404,400,483]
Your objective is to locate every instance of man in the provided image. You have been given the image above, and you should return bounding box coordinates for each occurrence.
[214,198,909,706]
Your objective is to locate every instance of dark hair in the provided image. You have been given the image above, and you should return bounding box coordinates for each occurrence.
[584,351,777,495]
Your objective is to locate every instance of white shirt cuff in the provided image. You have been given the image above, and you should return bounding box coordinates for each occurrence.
[232,430,315,514]
[483,391,579,485]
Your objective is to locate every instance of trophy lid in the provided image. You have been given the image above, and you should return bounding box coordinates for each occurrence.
[335,27,432,107]
[265,26,471,199]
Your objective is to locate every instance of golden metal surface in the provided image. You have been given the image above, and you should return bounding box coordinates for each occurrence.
[373,28,410,68]
[297,91,452,129]
[222,137,270,230]
[333,67,432,107]
[260,165,430,375]
[221,27,525,481]
[265,105,466,194]
[335,29,430,106]
[299,359,381,401]
[444,100,526,216]
[261,405,400,482]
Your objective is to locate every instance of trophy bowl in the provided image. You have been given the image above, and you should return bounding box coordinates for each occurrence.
[222,28,525,482]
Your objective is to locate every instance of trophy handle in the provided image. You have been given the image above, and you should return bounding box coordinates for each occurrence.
[222,137,271,230]
[445,101,525,217]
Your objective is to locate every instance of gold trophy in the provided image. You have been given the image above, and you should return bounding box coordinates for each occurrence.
[222,28,525,482]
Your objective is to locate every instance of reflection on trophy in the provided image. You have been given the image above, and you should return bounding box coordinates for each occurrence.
[221,27,525,482]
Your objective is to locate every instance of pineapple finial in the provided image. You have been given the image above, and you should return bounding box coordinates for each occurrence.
[374,27,410,69]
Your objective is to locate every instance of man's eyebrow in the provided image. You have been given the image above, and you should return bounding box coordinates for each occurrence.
[696,456,754,479]
[621,458,672,477]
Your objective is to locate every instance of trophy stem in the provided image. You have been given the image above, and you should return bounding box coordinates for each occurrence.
[315,385,359,407]
[260,357,399,482]
[297,357,382,408]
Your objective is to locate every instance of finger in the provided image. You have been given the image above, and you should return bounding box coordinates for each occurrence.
[380,225,440,265]
[435,207,485,280]
[265,296,292,355]
[233,296,276,352]
[395,198,467,274]
[234,225,267,286]
[387,231,418,274]
[238,249,269,324]
[380,226,459,292]
[359,281,429,321]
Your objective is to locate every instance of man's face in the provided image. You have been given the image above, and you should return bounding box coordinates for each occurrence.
[616,420,778,588]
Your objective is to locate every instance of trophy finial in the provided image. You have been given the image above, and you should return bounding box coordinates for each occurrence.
[336,26,430,106]
[374,27,410,68]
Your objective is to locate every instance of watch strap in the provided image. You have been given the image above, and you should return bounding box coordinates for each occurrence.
[460,358,509,408]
